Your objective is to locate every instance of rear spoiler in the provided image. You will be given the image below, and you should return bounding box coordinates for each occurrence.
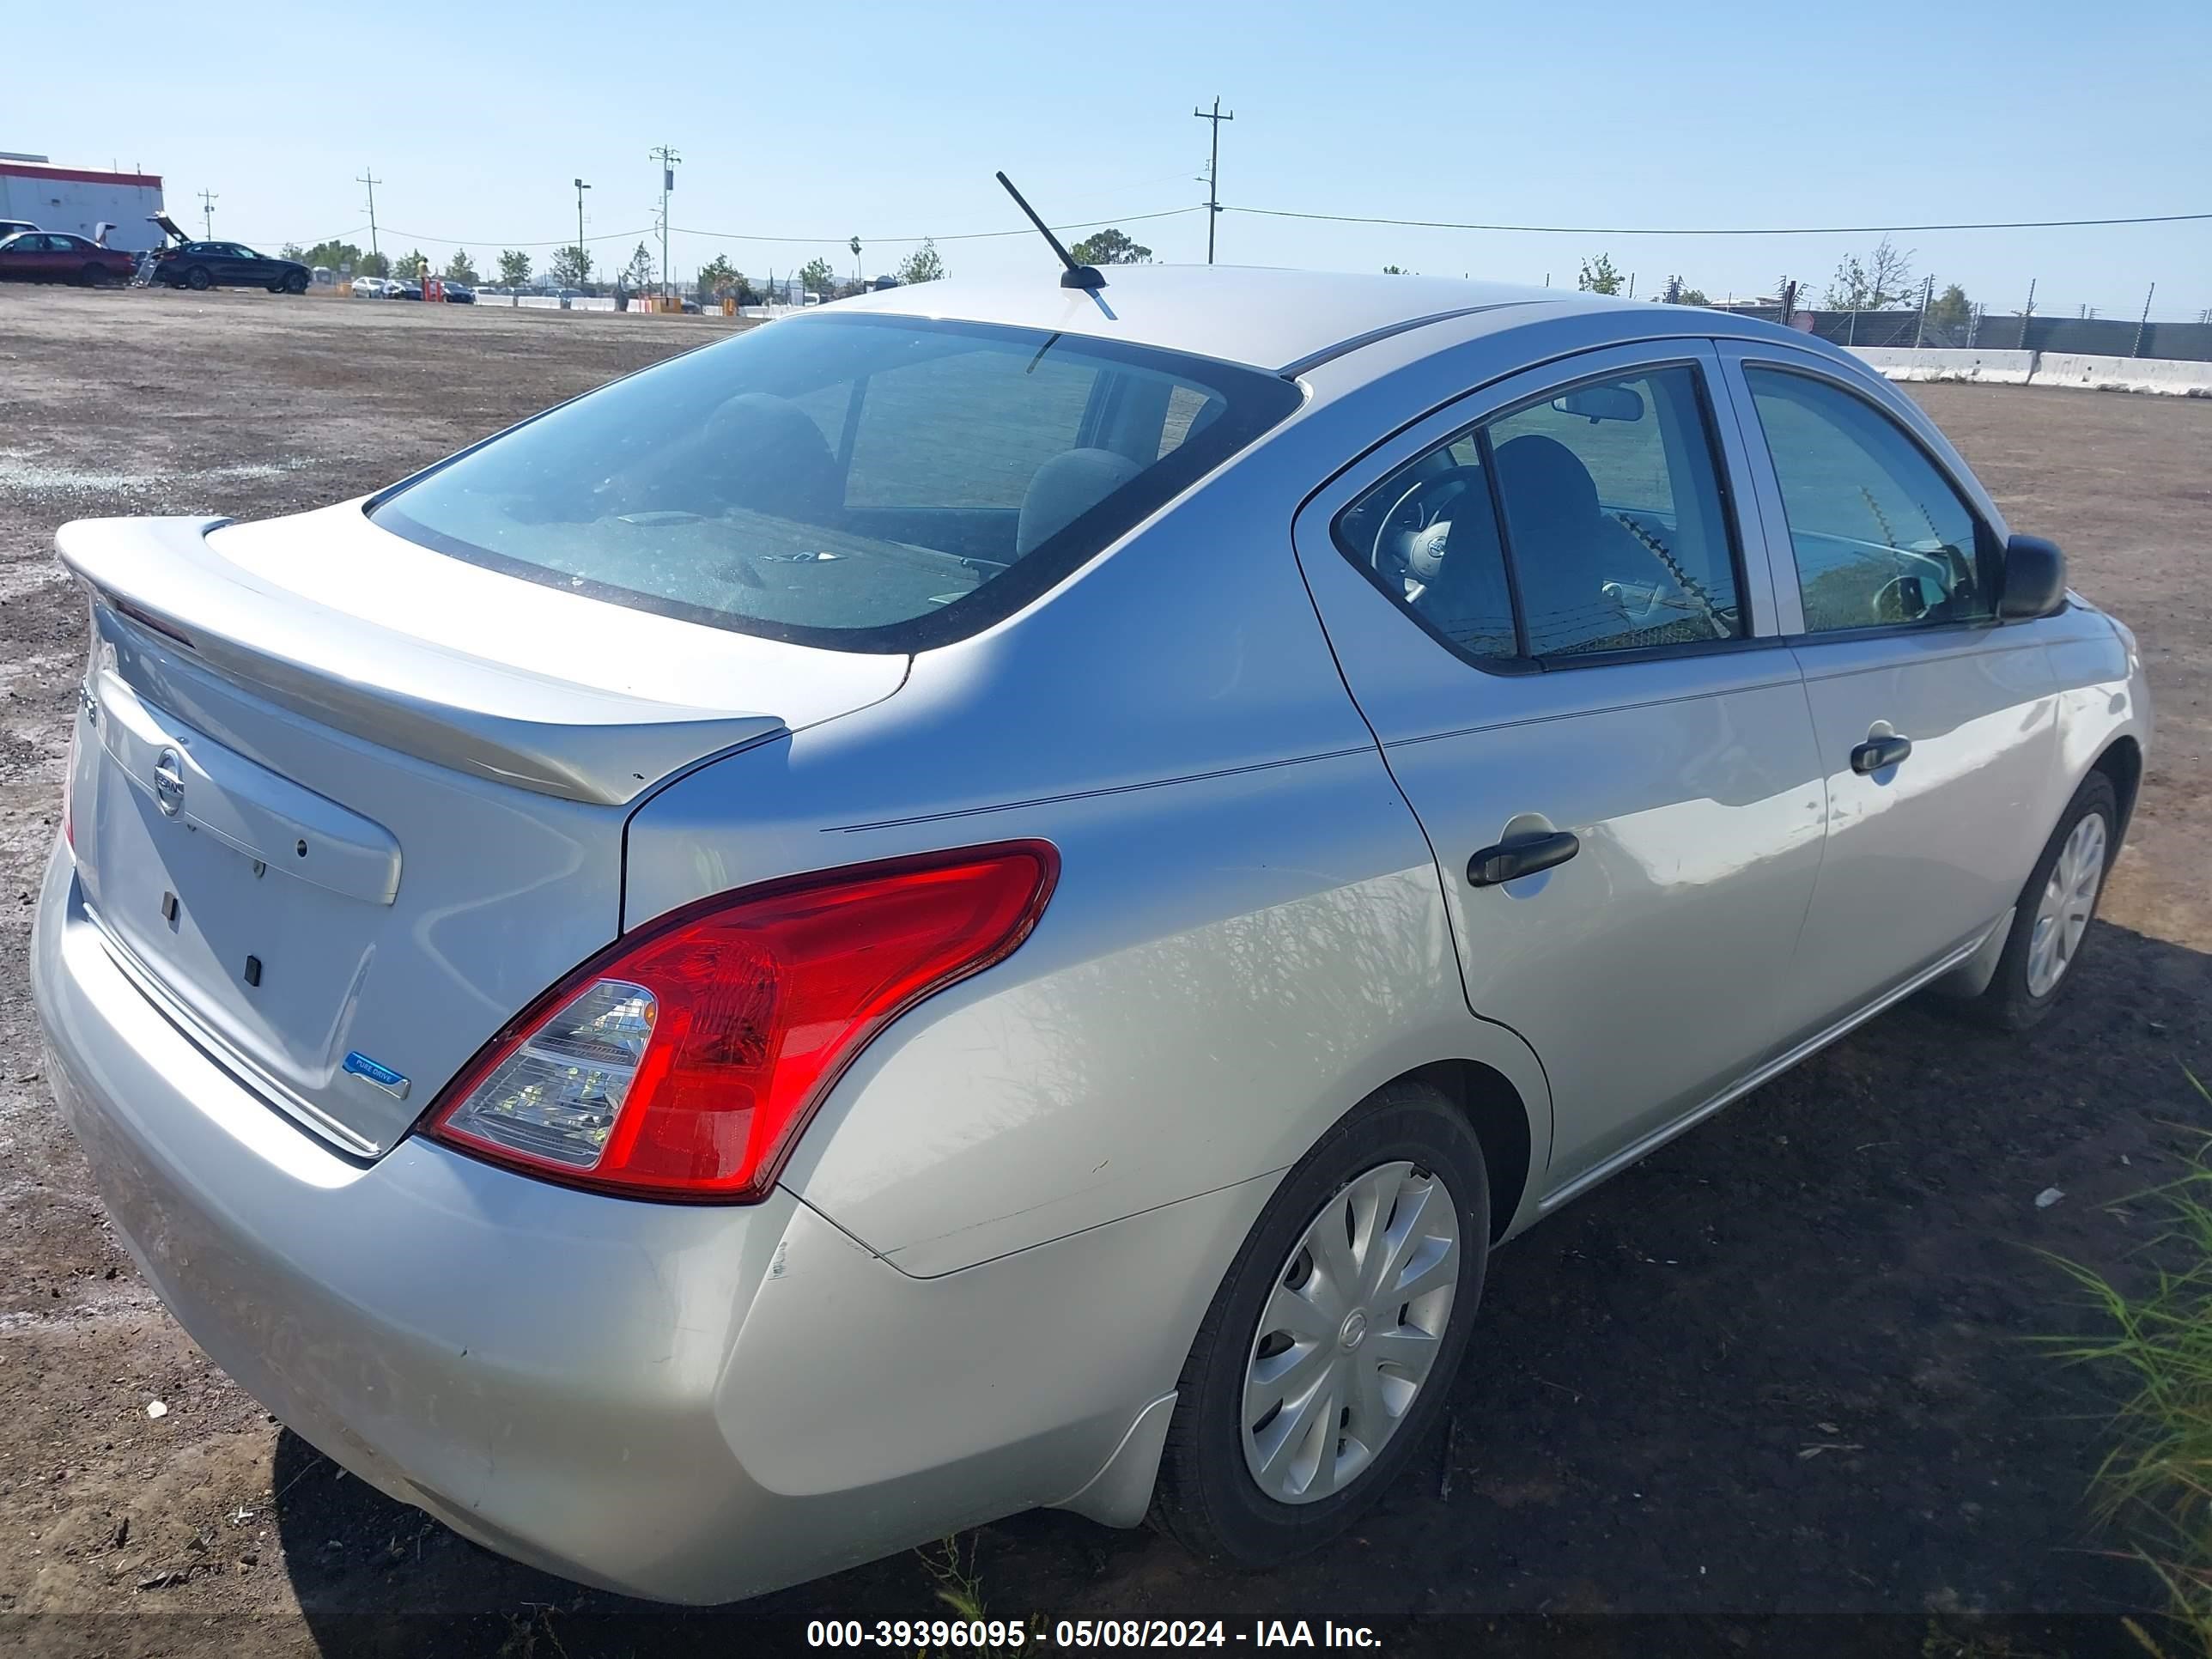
[56,517,787,805]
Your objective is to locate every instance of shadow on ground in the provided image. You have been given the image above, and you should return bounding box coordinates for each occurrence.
[261,917,2207,1656]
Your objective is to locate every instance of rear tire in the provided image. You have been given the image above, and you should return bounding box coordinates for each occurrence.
[1149,1081,1489,1567]
[1955,771,2118,1032]
[80,263,109,287]
[283,270,307,295]
[185,265,211,291]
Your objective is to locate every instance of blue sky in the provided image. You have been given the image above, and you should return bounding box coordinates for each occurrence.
[12,0,2209,315]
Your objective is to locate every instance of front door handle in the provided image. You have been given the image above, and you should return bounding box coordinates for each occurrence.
[1468,829,1581,888]
[1850,734,1914,774]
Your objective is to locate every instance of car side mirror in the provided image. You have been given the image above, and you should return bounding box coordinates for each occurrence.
[1997,533,2067,620]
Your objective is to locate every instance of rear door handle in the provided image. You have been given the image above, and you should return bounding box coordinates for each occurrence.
[1850,734,1914,774]
[1468,830,1581,887]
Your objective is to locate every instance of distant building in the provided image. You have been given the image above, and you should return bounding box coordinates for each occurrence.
[0,157,167,250]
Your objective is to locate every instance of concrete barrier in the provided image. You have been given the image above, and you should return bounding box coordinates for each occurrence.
[1850,346,2212,397]
[2031,352,2212,398]
[1850,347,2035,385]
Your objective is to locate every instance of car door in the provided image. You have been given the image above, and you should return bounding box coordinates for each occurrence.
[1292,341,1827,1199]
[24,234,69,280]
[1714,343,2060,1047]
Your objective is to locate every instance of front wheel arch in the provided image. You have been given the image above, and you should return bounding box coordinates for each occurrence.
[2092,735,2143,845]
[1398,1057,1532,1243]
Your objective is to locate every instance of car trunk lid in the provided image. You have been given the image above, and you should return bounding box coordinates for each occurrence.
[58,508,906,1154]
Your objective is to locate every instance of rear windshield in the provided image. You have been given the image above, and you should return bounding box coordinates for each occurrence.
[370,313,1300,652]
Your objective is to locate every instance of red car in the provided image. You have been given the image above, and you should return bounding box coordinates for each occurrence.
[0,230,137,286]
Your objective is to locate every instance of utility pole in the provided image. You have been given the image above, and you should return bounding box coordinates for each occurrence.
[1193,97,1233,264]
[574,178,590,279]
[198,189,217,240]
[356,169,381,262]
[650,144,680,299]
[851,235,862,289]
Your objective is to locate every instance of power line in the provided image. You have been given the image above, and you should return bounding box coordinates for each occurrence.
[382,224,656,249]
[672,204,1204,249]
[1224,204,2212,236]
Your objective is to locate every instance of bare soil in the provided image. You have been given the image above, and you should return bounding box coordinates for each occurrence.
[1,288,2208,1656]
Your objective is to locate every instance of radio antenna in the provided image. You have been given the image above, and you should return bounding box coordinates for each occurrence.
[995,172,1104,291]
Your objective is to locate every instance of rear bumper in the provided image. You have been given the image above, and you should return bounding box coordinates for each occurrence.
[32,842,1249,1602]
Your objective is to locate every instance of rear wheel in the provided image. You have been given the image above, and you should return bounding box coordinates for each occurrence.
[185,265,212,291]
[1150,1082,1488,1566]
[80,263,111,287]
[1955,771,2117,1031]
[283,270,308,295]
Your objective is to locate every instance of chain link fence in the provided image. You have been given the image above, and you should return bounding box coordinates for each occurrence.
[1715,286,2212,361]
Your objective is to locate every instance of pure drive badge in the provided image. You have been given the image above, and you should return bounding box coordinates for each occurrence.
[342,1052,410,1101]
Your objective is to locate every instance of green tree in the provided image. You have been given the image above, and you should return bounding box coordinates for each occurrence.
[896,239,945,284]
[1662,275,1710,306]
[1067,228,1151,265]
[621,240,656,292]
[548,244,592,289]
[798,256,836,297]
[1577,253,1623,295]
[279,242,306,261]
[697,254,756,301]
[1822,237,1916,310]
[697,253,736,296]
[1382,264,1413,275]
[497,249,532,287]
[1925,282,1972,332]
[356,249,390,278]
[441,248,479,284]
[295,240,365,272]
[395,248,428,281]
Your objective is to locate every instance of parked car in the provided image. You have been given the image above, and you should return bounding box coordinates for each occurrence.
[0,216,38,240]
[32,268,2150,1606]
[0,229,137,286]
[391,278,423,301]
[153,238,311,294]
[349,276,392,298]
[441,280,476,305]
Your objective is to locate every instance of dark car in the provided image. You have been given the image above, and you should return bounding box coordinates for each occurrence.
[391,278,423,301]
[0,230,137,286]
[441,280,476,304]
[154,238,311,294]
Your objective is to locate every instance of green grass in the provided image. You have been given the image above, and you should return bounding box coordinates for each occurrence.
[2050,1074,2212,1658]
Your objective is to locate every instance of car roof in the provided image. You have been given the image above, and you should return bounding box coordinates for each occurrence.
[825,263,1745,376]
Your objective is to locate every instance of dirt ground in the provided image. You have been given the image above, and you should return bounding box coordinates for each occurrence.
[1,287,2208,1656]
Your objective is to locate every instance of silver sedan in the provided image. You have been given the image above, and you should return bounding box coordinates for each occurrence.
[31,266,2151,1602]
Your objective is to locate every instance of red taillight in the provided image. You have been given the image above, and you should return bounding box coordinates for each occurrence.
[424,841,1059,1201]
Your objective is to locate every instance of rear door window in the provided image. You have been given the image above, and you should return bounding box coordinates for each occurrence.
[1331,362,1746,665]
[370,314,1298,652]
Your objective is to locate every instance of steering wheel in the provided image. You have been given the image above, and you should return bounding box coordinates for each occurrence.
[1369,465,1488,587]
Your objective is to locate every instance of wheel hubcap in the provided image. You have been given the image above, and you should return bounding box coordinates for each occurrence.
[1241,1160,1461,1505]
[2026,811,2106,998]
